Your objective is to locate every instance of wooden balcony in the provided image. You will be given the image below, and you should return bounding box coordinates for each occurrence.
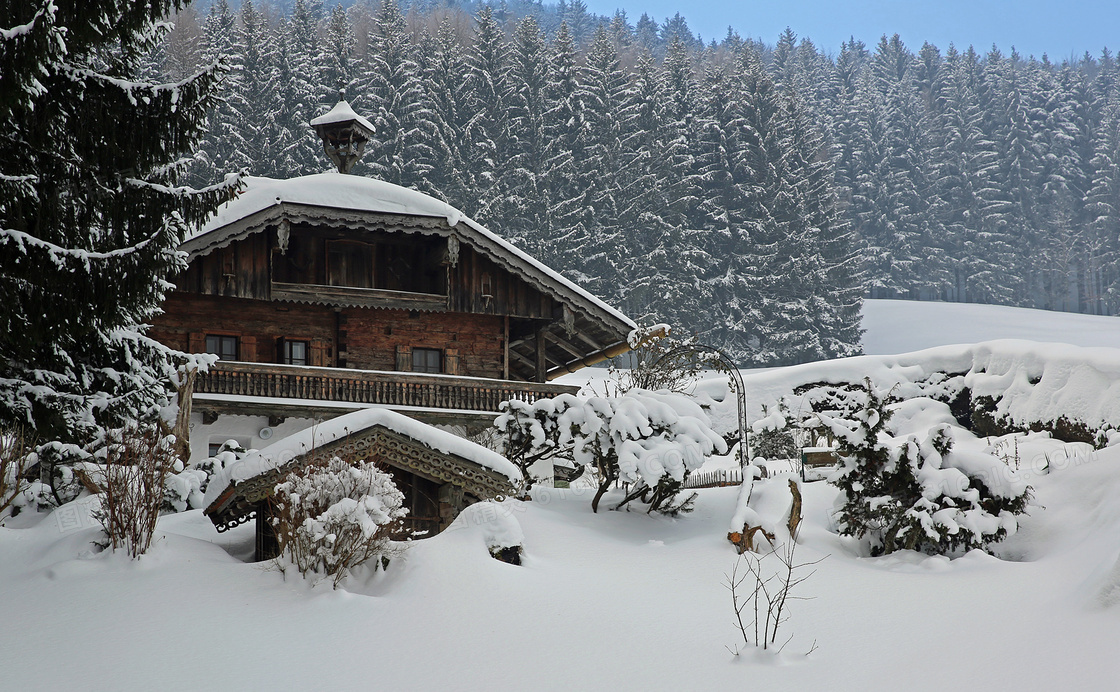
[193,361,578,425]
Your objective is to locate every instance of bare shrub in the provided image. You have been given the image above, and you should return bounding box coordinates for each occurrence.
[725,530,823,655]
[270,455,407,588]
[0,425,35,522]
[95,426,177,558]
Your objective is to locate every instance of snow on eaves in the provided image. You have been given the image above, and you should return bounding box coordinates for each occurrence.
[203,407,521,509]
[190,172,635,330]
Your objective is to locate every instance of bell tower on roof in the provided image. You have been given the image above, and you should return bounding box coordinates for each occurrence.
[310,93,376,174]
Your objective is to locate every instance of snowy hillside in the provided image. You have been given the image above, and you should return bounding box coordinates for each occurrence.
[862,299,1120,354]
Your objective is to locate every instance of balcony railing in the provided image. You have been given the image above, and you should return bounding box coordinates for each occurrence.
[194,361,577,413]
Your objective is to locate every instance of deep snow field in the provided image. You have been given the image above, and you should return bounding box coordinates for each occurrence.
[3,301,1120,691]
[861,298,1120,353]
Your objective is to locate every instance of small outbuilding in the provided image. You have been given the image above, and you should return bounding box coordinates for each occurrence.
[202,408,521,561]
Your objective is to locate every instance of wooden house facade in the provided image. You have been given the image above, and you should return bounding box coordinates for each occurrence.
[151,105,636,461]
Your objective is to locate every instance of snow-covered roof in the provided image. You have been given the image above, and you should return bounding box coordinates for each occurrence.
[204,407,519,509]
[186,172,635,335]
[309,99,375,134]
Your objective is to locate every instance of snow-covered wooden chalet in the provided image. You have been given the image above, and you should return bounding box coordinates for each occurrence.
[150,99,637,462]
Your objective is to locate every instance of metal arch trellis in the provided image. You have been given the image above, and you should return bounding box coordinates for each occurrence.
[650,343,750,470]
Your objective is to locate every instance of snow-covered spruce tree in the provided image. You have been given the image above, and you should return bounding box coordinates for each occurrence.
[819,379,1030,556]
[464,5,513,222]
[360,0,435,192]
[0,0,238,490]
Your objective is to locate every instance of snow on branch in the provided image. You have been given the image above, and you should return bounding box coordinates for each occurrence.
[0,226,166,268]
[0,0,58,41]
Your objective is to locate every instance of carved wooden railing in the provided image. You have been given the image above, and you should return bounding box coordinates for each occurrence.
[195,361,577,413]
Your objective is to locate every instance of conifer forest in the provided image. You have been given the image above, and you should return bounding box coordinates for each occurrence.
[162,0,1120,365]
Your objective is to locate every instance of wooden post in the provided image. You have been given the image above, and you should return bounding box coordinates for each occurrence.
[535,327,547,383]
[503,315,510,380]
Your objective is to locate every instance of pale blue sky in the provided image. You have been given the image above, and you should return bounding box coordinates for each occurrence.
[582,0,1117,61]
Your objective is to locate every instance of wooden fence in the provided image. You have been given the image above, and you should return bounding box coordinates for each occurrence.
[683,467,744,489]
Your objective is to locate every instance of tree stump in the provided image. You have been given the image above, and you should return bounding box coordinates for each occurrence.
[787,479,803,538]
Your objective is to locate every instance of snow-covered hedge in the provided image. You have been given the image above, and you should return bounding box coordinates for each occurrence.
[270,456,407,588]
[819,380,1031,556]
[724,340,1120,447]
[497,389,727,513]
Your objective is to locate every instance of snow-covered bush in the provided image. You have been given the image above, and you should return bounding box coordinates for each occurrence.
[95,425,178,558]
[820,379,1030,556]
[270,456,407,588]
[497,390,727,513]
[162,440,246,513]
[749,405,798,461]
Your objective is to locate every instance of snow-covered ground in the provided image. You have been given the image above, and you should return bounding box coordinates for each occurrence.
[3,447,1119,690]
[862,298,1120,353]
[3,301,1120,691]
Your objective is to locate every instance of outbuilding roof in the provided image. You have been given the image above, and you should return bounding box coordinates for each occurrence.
[203,408,520,532]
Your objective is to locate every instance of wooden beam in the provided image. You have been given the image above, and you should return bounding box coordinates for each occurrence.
[546,325,668,381]
[543,328,587,360]
[535,328,547,383]
[508,347,535,370]
[503,315,510,380]
[575,331,605,351]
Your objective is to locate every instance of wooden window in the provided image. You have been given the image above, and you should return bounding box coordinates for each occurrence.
[326,241,374,288]
[205,334,238,360]
[282,339,309,366]
[207,443,222,457]
[411,348,441,374]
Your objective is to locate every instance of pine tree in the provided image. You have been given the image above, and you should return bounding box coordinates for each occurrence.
[361,0,435,189]
[188,0,249,186]
[634,13,660,55]
[540,22,586,267]
[418,17,473,205]
[503,15,551,248]
[865,35,933,298]
[1084,95,1120,314]
[567,26,631,299]
[465,5,513,221]
[235,0,280,177]
[0,1,237,450]
[931,46,1011,304]
[322,4,360,100]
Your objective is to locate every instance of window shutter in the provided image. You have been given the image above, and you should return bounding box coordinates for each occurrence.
[240,336,257,362]
[188,333,205,353]
[396,345,411,371]
[275,337,286,364]
[444,348,460,376]
[310,340,329,367]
